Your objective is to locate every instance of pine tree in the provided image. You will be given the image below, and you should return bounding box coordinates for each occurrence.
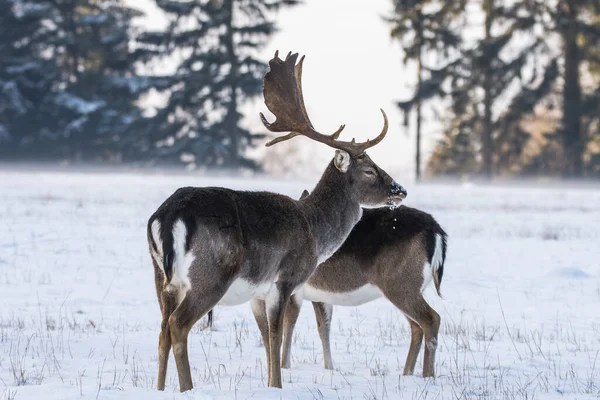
[582,9,600,176]
[505,0,600,177]
[557,0,584,176]
[425,0,600,178]
[494,60,559,173]
[41,0,153,161]
[459,0,550,177]
[554,0,600,177]
[138,0,298,169]
[386,0,464,181]
[427,99,479,176]
[423,0,558,178]
[0,0,59,158]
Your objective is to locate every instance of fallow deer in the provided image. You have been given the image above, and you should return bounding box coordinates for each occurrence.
[147,52,407,392]
[250,191,447,377]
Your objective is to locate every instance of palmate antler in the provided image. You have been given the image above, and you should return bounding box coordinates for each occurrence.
[260,51,389,157]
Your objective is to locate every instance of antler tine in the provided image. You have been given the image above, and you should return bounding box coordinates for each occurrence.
[260,52,337,141]
[264,131,301,147]
[352,109,389,154]
[330,124,345,140]
[261,52,390,156]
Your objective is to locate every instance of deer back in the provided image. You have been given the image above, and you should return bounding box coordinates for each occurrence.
[149,186,315,285]
[306,206,447,294]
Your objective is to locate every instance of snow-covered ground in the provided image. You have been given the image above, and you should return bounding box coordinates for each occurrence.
[1,170,599,400]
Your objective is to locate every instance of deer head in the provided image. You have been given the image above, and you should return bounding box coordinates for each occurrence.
[260,51,406,207]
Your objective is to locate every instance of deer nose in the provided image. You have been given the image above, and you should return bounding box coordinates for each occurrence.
[391,182,407,199]
[399,185,408,198]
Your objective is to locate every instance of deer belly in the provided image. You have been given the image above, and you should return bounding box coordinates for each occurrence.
[302,284,383,306]
[218,279,273,306]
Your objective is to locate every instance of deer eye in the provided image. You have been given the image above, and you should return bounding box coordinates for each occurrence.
[364,169,376,176]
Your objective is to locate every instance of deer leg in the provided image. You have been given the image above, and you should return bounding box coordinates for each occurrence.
[168,295,194,392]
[281,293,302,369]
[403,318,424,375]
[250,298,271,378]
[169,282,227,392]
[421,305,440,378]
[312,301,334,370]
[157,291,177,390]
[153,260,175,391]
[265,283,292,388]
[383,291,440,378]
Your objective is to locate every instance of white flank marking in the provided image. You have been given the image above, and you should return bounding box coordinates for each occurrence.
[168,219,194,304]
[218,279,273,306]
[302,283,383,306]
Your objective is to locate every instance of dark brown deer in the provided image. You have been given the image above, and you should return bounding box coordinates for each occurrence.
[249,190,447,377]
[147,52,407,392]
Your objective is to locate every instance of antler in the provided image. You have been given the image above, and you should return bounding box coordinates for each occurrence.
[260,51,389,156]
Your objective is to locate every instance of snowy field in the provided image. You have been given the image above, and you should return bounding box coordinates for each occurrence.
[1,170,599,400]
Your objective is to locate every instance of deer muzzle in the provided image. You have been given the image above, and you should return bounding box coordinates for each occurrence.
[387,182,407,206]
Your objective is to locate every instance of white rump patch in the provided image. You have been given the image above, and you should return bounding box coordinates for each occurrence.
[302,283,382,306]
[422,233,444,292]
[167,219,194,304]
[431,233,444,273]
[218,278,273,306]
[150,219,164,271]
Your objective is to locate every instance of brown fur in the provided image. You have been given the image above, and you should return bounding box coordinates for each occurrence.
[252,199,447,378]
[148,155,405,391]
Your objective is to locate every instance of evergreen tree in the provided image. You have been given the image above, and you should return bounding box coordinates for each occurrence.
[386,0,464,181]
[427,99,479,176]
[455,0,551,178]
[502,0,600,177]
[138,0,298,169]
[556,0,584,176]
[494,60,559,173]
[423,0,558,178]
[424,0,600,178]
[1,0,151,162]
[553,0,600,177]
[583,15,600,176]
[0,0,58,158]
[42,0,153,161]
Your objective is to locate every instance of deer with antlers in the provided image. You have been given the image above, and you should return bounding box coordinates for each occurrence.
[147,51,406,392]
[211,195,447,378]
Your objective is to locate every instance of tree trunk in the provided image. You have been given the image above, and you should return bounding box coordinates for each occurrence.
[561,0,583,177]
[415,11,424,182]
[482,0,494,180]
[415,62,423,182]
[223,0,239,165]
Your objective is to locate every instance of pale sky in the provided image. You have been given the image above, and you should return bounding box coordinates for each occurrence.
[128,0,438,180]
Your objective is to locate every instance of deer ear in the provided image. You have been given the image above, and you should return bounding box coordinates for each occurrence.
[300,190,310,200]
[334,150,351,173]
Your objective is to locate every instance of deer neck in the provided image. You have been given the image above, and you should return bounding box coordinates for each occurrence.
[300,163,362,263]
